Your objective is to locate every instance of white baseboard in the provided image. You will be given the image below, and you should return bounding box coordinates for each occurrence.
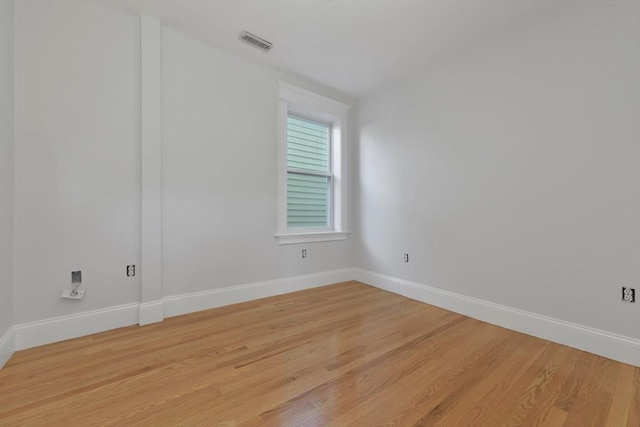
[354,269,640,367]
[0,269,353,365]
[163,268,353,318]
[8,268,633,368]
[0,326,15,368]
[139,300,164,325]
[14,303,140,351]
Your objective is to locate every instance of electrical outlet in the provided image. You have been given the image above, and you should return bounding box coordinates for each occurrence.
[622,287,636,303]
[127,265,135,277]
[302,249,307,259]
[403,253,409,263]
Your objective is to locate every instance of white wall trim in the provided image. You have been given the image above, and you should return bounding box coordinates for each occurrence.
[13,303,140,351]
[354,269,640,367]
[6,268,635,368]
[163,268,353,318]
[0,269,353,363]
[275,231,350,245]
[276,82,351,238]
[140,15,163,306]
[0,326,15,368]
[139,300,164,325]
[278,81,351,115]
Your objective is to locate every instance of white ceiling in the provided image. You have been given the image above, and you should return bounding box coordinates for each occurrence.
[94,0,564,98]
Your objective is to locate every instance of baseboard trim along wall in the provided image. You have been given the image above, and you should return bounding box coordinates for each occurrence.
[0,327,15,368]
[2,267,638,369]
[139,300,164,326]
[162,268,353,318]
[353,268,640,367]
[0,268,353,368]
[13,303,140,352]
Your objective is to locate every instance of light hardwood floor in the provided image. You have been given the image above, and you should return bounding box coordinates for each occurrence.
[0,281,638,426]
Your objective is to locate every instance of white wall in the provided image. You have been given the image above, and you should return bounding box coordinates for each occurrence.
[10,0,354,329]
[356,1,640,339]
[13,0,141,323]
[161,29,353,297]
[0,0,15,339]
[9,0,636,364]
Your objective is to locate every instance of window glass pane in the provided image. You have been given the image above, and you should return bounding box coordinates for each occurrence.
[287,115,329,173]
[287,173,329,228]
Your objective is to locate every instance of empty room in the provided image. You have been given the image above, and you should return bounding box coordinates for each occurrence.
[0,0,638,425]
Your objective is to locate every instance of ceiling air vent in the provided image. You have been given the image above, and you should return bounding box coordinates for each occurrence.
[239,31,272,52]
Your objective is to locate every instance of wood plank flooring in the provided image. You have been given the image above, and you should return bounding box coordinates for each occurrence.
[1,281,638,426]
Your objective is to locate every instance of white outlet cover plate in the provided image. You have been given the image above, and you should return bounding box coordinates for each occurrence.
[61,289,85,300]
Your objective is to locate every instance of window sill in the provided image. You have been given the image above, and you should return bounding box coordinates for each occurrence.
[275,231,350,245]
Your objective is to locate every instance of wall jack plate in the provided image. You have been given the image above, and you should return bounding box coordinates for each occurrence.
[622,287,636,303]
[61,289,85,300]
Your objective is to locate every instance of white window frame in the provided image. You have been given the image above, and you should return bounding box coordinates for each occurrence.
[276,81,350,245]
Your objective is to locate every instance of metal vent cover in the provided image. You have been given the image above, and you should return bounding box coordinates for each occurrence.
[239,31,272,52]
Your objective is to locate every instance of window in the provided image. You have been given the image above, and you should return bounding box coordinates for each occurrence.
[276,82,350,244]
[287,115,332,229]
